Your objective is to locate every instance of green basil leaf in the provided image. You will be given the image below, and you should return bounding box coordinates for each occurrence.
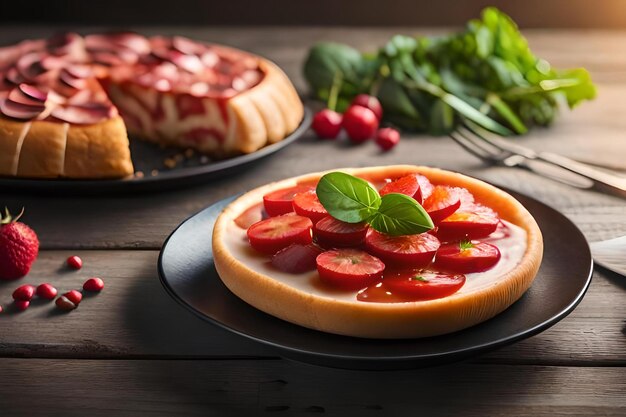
[368,193,433,236]
[316,172,381,223]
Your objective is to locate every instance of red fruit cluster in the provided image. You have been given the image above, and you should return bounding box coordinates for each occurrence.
[311,94,400,151]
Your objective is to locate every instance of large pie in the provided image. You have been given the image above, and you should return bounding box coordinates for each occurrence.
[212,166,543,339]
[0,32,303,178]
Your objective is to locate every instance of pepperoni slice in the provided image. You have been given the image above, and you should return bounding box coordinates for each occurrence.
[262,185,313,217]
[314,215,369,247]
[434,241,501,273]
[316,249,385,290]
[292,191,328,223]
[383,270,466,300]
[247,214,313,255]
[365,229,440,267]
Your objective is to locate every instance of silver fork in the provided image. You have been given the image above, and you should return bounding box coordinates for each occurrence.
[450,122,626,199]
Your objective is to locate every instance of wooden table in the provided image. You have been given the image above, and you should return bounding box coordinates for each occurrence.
[1,27,625,416]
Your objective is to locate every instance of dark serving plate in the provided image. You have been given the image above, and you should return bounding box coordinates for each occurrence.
[0,109,311,195]
[158,190,593,370]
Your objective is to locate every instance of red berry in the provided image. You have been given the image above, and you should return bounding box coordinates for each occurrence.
[55,296,76,311]
[83,277,104,292]
[0,209,39,280]
[342,105,379,143]
[375,127,400,151]
[36,283,58,300]
[0,305,3,313]
[67,255,83,269]
[12,284,35,301]
[351,94,383,121]
[63,290,82,305]
[14,300,30,311]
[312,109,343,139]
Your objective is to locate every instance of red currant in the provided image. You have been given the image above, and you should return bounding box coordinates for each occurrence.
[343,105,379,143]
[351,94,383,120]
[36,283,58,300]
[64,290,83,305]
[55,296,76,311]
[83,277,104,292]
[66,255,83,269]
[311,109,343,139]
[376,127,400,151]
[12,284,35,301]
[14,300,30,311]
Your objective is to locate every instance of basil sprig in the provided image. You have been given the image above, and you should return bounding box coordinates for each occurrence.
[316,172,433,236]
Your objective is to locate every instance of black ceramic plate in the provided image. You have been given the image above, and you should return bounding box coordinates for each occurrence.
[158,190,593,370]
[0,109,311,194]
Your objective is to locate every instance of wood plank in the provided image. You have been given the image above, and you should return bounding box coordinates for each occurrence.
[0,250,624,365]
[0,358,624,416]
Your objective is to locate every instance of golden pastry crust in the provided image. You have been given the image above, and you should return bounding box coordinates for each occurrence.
[212,165,544,339]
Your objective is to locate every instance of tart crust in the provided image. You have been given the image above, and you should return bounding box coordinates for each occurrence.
[212,165,543,339]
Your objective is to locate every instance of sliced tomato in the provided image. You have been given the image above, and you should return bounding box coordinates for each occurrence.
[263,185,313,217]
[435,241,501,273]
[314,215,369,247]
[247,214,313,254]
[437,204,499,241]
[379,175,421,201]
[422,186,462,223]
[234,203,265,229]
[383,269,466,300]
[271,243,323,273]
[292,191,328,223]
[316,249,385,290]
[365,229,440,267]
[415,174,434,202]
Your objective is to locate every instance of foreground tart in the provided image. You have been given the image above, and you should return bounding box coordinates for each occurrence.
[212,166,543,339]
[0,32,303,178]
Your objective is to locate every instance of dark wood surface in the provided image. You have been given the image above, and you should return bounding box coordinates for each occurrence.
[1,27,626,416]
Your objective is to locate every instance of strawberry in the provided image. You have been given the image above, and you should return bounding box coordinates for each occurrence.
[0,208,39,280]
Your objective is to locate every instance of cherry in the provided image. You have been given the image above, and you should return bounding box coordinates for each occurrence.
[36,283,58,300]
[311,109,343,139]
[351,94,383,121]
[375,127,400,151]
[12,284,35,301]
[0,305,3,313]
[63,290,83,305]
[342,105,379,143]
[66,255,83,269]
[83,277,104,292]
[55,296,76,311]
[14,300,30,311]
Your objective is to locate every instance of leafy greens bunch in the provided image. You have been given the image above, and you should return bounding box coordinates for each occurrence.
[303,7,596,136]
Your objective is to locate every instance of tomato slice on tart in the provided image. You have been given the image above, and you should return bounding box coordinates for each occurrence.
[415,174,434,202]
[292,191,328,223]
[271,243,324,273]
[379,175,421,201]
[263,185,314,217]
[434,241,501,273]
[383,269,466,300]
[437,204,500,241]
[365,229,440,267]
[247,214,313,254]
[314,215,369,247]
[422,186,463,223]
[316,249,385,290]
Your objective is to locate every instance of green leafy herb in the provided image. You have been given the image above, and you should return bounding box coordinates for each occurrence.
[316,172,381,223]
[368,193,433,236]
[316,172,433,236]
[303,7,596,136]
[459,240,474,251]
[411,275,429,282]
